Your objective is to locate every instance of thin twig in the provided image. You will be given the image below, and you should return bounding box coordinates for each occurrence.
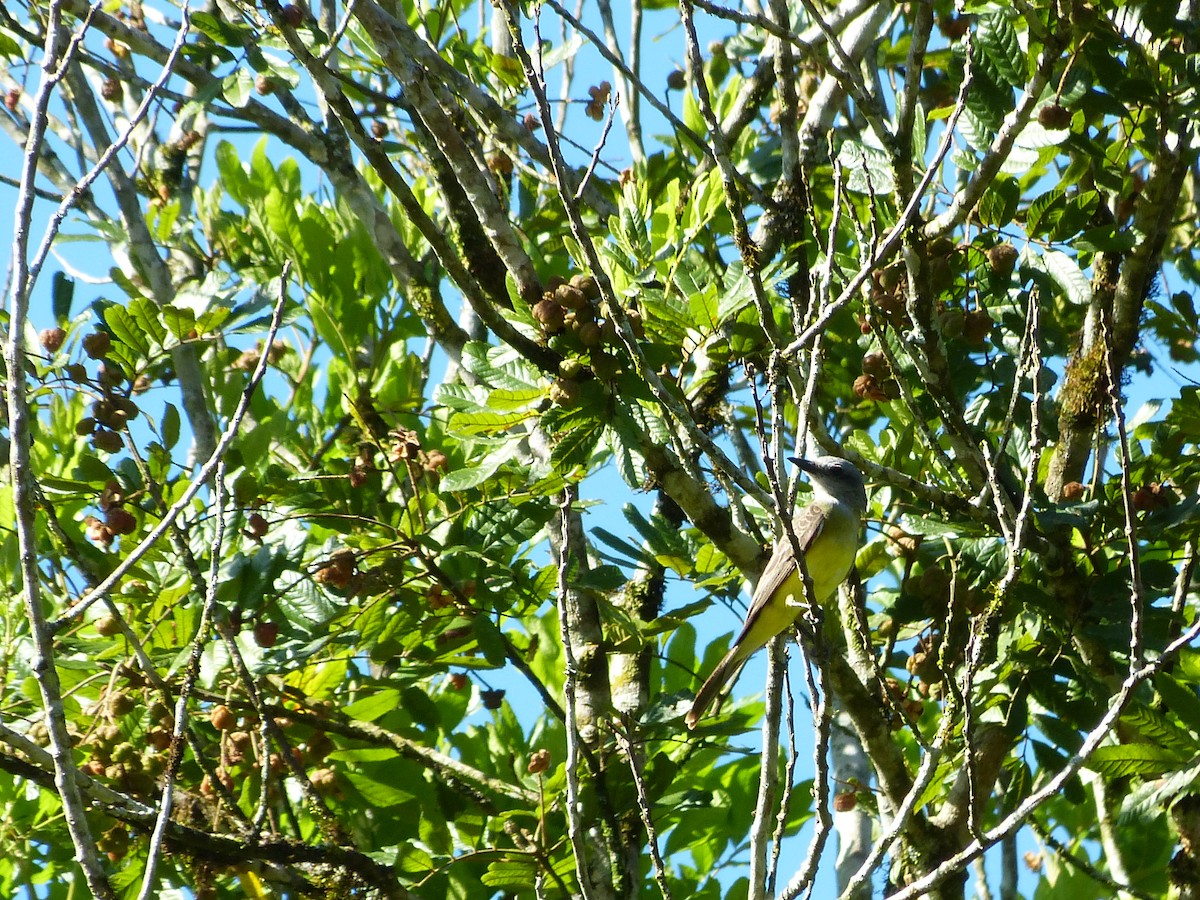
[613,726,673,900]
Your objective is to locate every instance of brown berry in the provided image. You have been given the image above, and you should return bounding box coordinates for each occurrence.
[92,429,123,453]
[938,15,970,40]
[1132,484,1170,512]
[105,507,137,536]
[210,705,236,731]
[95,615,122,637]
[371,120,388,139]
[963,309,992,346]
[98,479,124,511]
[590,349,619,381]
[487,153,514,177]
[246,513,269,538]
[570,273,601,300]
[666,69,686,90]
[986,243,1018,279]
[833,792,858,812]
[532,298,566,334]
[481,689,505,710]
[554,284,588,310]
[527,748,551,774]
[82,331,112,359]
[4,88,19,112]
[255,74,273,96]
[861,350,888,377]
[1038,103,1071,130]
[1061,481,1085,501]
[310,767,338,795]
[853,374,889,402]
[449,673,469,691]
[422,450,448,473]
[549,378,581,407]
[578,322,603,348]
[40,327,66,352]
[523,113,540,131]
[108,692,135,717]
[75,417,97,436]
[253,621,279,647]
[100,78,123,102]
[428,584,452,610]
[315,564,352,588]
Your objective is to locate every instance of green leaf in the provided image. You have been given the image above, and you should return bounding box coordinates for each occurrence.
[1040,250,1091,305]
[450,408,536,436]
[222,69,255,109]
[344,770,414,807]
[1156,675,1200,736]
[481,857,538,890]
[191,10,251,45]
[1085,744,1188,778]
[161,403,180,450]
[977,176,1020,227]
[345,688,403,722]
[975,8,1025,87]
[215,141,250,206]
[1121,703,1197,755]
[161,305,197,341]
[51,272,74,323]
[550,416,605,474]
[0,27,21,60]
[838,141,895,195]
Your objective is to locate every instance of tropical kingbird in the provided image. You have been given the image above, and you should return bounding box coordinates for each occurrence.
[685,456,867,729]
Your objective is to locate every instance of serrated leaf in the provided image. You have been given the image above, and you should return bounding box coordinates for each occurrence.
[975,8,1025,88]
[838,140,895,195]
[1085,744,1187,778]
[1121,703,1197,755]
[1026,188,1064,238]
[449,408,536,436]
[439,450,508,493]
[978,176,1020,227]
[162,305,197,341]
[481,857,538,890]
[550,416,604,474]
[486,387,543,411]
[1119,761,1200,825]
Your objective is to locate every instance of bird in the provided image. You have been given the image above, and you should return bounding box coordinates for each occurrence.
[685,455,867,729]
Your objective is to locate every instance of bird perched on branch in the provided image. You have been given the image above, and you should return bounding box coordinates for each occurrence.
[686,456,867,729]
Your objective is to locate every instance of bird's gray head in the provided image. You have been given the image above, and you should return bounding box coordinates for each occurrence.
[789,455,868,513]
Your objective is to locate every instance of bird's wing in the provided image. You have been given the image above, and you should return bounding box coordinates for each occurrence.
[734,501,827,640]
[750,503,826,608]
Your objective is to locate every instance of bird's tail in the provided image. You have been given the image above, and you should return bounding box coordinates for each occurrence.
[685,647,745,729]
